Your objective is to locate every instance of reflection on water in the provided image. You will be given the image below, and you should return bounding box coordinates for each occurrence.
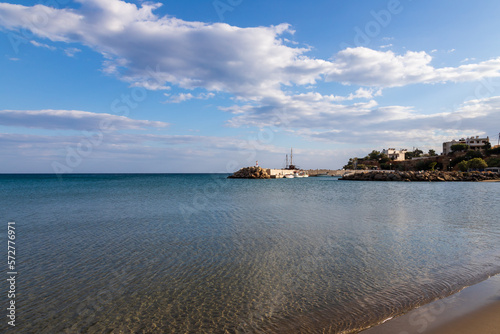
[1,174,499,333]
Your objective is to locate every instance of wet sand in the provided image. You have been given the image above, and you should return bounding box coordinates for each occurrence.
[362,274,500,334]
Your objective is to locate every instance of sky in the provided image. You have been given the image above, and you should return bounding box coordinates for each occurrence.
[1,0,500,173]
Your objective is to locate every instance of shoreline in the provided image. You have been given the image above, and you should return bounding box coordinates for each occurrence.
[341,170,500,182]
[361,274,500,334]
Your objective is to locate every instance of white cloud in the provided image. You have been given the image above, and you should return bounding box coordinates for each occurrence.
[460,57,476,63]
[0,109,169,130]
[30,40,56,50]
[326,47,500,87]
[166,92,215,103]
[0,1,323,100]
[64,47,81,57]
[1,1,500,98]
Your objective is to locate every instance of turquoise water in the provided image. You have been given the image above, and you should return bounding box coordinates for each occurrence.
[1,174,499,333]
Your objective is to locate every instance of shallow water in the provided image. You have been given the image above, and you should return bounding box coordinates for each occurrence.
[1,174,499,333]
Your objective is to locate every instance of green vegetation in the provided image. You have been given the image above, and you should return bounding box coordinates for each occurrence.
[451,143,468,153]
[457,158,488,171]
[448,146,500,170]
[405,148,423,159]
[416,160,443,171]
[486,156,500,167]
[468,158,488,170]
[487,146,500,155]
[367,150,381,160]
[344,142,496,172]
[344,150,390,169]
[457,160,469,172]
[464,150,483,159]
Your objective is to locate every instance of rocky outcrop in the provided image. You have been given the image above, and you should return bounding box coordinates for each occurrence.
[340,171,500,182]
[228,166,271,179]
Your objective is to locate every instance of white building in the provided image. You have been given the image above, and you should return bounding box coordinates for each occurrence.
[442,136,489,155]
[382,148,408,161]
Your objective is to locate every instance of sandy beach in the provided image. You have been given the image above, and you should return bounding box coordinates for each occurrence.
[362,274,500,334]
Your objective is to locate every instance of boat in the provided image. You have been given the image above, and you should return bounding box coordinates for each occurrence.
[284,174,295,179]
[294,171,309,178]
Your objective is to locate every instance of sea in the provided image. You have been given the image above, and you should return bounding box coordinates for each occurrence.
[1,174,499,333]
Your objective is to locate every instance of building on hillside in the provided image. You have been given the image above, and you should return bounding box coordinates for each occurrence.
[442,136,490,155]
[382,148,408,161]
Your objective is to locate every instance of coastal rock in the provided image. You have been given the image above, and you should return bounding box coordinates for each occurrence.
[228,166,271,179]
[340,171,500,182]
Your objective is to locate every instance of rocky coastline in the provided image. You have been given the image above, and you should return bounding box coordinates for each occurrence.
[228,166,271,179]
[340,170,500,182]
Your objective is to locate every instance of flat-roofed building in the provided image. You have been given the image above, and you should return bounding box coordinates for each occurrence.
[382,148,407,161]
[442,136,489,155]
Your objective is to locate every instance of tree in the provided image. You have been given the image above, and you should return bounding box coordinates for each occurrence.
[465,150,483,160]
[406,149,423,159]
[428,149,437,156]
[451,143,468,153]
[483,142,492,150]
[486,157,500,167]
[487,146,500,155]
[368,150,381,160]
[467,158,488,170]
[457,160,469,172]
[379,154,390,163]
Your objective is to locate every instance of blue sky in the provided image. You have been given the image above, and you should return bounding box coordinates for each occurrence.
[1,0,500,173]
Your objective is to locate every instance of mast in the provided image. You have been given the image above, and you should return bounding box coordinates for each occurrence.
[285,154,289,169]
[290,148,293,166]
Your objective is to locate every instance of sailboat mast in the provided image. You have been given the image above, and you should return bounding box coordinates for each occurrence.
[290,148,293,166]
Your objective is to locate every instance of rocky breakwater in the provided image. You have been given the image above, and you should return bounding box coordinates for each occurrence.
[228,166,271,179]
[341,171,500,182]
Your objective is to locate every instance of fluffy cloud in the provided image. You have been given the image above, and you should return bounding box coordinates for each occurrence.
[4,0,500,102]
[225,90,500,149]
[326,47,500,87]
[294,96,500,146]
[0,0,324,99]
[0,109,169,130]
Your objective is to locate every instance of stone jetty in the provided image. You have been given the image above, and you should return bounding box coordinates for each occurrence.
[340,171,500,182]
[228,166,271,179]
